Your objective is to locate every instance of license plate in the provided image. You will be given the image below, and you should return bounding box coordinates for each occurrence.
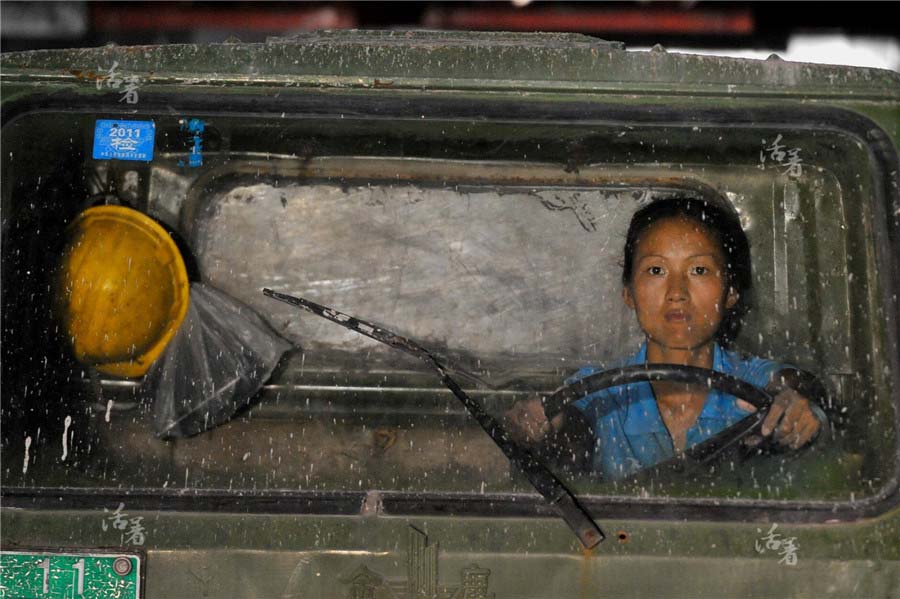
[0,550,142,599]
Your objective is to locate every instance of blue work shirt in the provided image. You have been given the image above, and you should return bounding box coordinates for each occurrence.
[569,343,783,480]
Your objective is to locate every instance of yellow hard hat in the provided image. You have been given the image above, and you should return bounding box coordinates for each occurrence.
[55,205,190,377]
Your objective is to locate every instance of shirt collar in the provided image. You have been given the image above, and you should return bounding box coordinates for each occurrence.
[621,342,666,434]
[621,342,734,433]
[625,342,648,366]
[698,344,736,422]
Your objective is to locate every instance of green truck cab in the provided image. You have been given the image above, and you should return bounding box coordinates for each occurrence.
[2,31,898,597]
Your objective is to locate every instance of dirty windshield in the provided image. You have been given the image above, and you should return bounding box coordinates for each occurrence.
[2,106,896,508]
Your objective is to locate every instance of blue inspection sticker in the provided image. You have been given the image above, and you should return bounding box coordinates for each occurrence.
[93,119,155,161]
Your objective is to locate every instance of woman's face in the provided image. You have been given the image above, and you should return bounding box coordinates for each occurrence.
[624,216,737,353]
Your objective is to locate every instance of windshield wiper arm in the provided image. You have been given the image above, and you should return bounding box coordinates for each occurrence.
[263,288,604,548]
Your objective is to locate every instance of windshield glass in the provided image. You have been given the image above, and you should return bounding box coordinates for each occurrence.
[2,107,896,507]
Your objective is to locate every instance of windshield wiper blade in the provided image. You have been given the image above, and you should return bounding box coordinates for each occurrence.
[263,288,604,548]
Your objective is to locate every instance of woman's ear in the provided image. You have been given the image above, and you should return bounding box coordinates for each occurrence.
[623,286,635,309]
[725,286,739,310]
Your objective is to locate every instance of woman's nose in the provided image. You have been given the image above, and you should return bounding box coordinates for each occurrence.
[666,273,688,302]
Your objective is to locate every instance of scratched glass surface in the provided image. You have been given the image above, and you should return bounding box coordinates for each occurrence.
[0,111,894,506]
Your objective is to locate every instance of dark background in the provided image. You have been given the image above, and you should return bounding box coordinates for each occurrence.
[2,1,898,71]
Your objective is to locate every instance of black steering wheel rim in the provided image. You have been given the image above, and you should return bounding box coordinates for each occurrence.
[542,364,775,468]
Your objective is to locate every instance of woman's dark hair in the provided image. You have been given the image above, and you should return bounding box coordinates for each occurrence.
[622,197,753,346]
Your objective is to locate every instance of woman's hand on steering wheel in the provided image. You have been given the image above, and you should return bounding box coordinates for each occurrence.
[504,397,565,445]
[738,388,821,450]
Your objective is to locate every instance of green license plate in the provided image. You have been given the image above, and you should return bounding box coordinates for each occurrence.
[0,550,142,599]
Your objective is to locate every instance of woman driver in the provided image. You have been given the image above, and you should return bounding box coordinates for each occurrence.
[505,197,826,480]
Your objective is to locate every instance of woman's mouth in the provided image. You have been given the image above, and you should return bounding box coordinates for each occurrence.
[664,309,691,323]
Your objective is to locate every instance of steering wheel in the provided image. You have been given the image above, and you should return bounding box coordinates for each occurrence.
[541,364,775,468]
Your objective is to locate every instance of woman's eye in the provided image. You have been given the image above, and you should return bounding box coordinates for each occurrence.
[647,266,664,275]
[691,266,709,275]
